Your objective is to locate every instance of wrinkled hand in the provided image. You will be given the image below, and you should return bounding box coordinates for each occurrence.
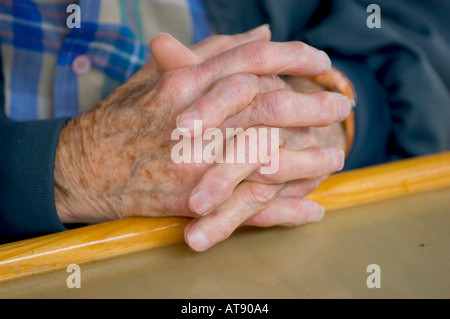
[54,26,350,252]
[160,32,349,251]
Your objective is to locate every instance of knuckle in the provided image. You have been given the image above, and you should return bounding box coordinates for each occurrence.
[254,90,288,123]
[233,73,259,88]
[315,92,336,125]
[292,41,308,54]
[230,74,259,107]
[311,145,325,160]
[224,73,246,88]
[226,73,257,96]
[244,41,271,69]
[159,69,183,90]
[246,183,275,209]
[290,42,310,65]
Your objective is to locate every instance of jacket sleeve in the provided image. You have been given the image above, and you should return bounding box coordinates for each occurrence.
[0,52,69,243]
[297,0,450,167]
[203,0,450,170]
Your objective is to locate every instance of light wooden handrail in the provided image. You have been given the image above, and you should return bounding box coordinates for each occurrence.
[1,152,450,282]
[305,151,450,209]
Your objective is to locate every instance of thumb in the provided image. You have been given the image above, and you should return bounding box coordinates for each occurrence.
[150,33,201,71]
[150,24,272,72]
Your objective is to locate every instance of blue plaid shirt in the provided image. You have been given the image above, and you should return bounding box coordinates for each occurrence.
[0,0,212,121]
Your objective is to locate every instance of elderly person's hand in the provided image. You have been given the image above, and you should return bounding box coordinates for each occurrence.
[152,30,349,251]
[53,25,350,251]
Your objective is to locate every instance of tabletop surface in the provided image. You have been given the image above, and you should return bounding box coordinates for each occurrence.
[1,187,449,299]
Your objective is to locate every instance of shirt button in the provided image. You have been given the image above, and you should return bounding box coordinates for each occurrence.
[72,55,91,75]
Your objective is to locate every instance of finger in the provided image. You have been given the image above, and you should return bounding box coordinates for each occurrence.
[185,181,283,252]
[243,197,325,227]
[156,41,332,117]
[150,33,201,71]
[190,24,271,60]
[178,80,351,135]
[195,41,332,89]
[189,127,280,216]
[245,147,345,184]
[176,74,288,134]
[309,67,357,106]
[222,90,352,130]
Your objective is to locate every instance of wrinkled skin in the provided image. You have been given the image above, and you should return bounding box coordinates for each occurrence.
[54,26,349,251]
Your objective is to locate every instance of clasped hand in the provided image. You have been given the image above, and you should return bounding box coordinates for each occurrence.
[54,25,351,251]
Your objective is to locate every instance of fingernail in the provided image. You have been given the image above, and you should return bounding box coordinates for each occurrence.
[187,228,209,251]
[331,148,345,171]
[339,94,351,119]
[317,50,332,71]
[190,190,213,215]
[247,24,270,35]
[307,205,326,223]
